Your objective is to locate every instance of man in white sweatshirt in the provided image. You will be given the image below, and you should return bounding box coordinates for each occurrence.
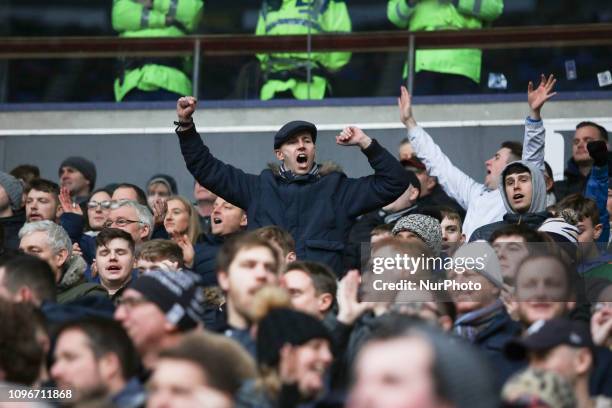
[398,74,557,240]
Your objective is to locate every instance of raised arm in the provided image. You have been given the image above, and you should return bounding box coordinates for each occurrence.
[175,97,258,210]
[336,126,410,217]
[398,86,481,210]
[523,74,557,172]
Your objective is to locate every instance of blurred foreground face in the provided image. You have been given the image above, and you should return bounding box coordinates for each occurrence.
[114,288,167,354]
[293,338,333,399]
[348,337,448,408]
[51,328,107,403]
[283,269,321,318]
[450,267,499,314]
[218,246,278,319]
[492,235,529,286]
[147,359,232,408]
[514,257,571,325]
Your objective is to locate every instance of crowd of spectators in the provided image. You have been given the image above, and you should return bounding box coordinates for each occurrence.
[0,78,611,407]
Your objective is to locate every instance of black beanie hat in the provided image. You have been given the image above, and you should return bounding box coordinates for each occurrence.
[59,156,97,190]
[256,308,332,366]
[273,120,317,149]
[130,270,206,332]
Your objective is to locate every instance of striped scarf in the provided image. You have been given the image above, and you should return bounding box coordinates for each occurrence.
[454,299,504,343]
[279,162,320,182]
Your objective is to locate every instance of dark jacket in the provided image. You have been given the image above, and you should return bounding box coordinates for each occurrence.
[343,205,418,270]
[472,308,524,389]
[554,157,587,201]
[0,209,25,250]
[193,232,239,287]
[470,160,549,242]
[178,126,409,276]
[417,183,466,220]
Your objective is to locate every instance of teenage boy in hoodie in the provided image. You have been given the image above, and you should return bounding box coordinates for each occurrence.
[469,160,549,242]
[399,75,557,240]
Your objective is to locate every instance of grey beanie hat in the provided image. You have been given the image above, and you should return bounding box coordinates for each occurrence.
[0,171,23,210]
[392,214,442,254]
[453,242,504,288]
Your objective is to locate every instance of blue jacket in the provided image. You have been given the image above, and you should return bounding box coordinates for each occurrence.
[585,163,610,244]
[178,126,409,276]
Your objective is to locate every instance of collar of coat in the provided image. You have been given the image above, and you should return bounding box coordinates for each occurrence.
[268,161,344,182]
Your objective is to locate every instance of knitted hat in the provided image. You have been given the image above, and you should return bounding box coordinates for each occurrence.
[502,368,577,408]
[273,120,317,149]
[392,214,442,254]
[256,308,332,366]
[147,174,178,195]
[453,242,504,288]
[538,217,579,244]
[0,171,23,210]
[130,270,206,332]
[59,157,97,190]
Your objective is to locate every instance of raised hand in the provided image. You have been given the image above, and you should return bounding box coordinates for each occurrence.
[398,86,417,128]
[176,96,197,123]
[337,269,373,325]
[172,232,195,269]
[336,126,372,149]
[59,187,82,215]
[527,74,557,120]
[72,242,83,258]
[591,306,612,347]
[152,199,167,226]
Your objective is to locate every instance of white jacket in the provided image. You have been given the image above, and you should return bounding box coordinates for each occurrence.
[407,118,545,240]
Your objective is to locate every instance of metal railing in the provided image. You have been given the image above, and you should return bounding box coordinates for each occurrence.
[1,24,611,98]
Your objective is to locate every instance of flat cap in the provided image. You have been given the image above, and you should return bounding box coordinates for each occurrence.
[274,120,317,149]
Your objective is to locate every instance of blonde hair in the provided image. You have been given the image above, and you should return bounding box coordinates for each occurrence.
[166,195,201,244]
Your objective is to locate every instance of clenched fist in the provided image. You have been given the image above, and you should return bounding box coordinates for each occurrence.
[176,96,197,123]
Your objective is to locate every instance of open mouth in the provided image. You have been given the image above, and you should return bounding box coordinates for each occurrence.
[107,265,121,272]
[296,153,308,164]
[213,217,222,224]
[29,213,41,220]
[512,193,524,200]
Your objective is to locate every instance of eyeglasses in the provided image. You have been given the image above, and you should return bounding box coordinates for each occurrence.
[87,200,112,210]
[104,218,142,228]
[116,296,149,309]
[592,302,612,313]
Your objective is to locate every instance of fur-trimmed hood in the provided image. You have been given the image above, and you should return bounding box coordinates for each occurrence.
[267,161,344,177]
[58,254,88,291]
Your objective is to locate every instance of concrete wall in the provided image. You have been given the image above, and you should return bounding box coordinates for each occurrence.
[0,97,610,198]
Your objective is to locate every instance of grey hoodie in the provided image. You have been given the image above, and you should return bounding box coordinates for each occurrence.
[469,160,549,242]
[499,160,547,214]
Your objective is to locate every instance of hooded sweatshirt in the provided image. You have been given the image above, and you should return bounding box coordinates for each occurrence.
[469,160,549,242]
